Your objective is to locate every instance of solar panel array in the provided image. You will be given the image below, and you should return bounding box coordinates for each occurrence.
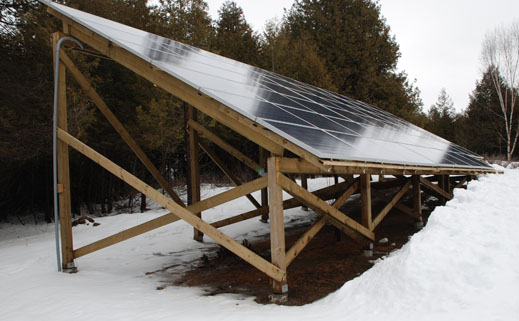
[45,1,491,169]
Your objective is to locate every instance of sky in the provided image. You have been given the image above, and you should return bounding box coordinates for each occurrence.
[203,0,519,112]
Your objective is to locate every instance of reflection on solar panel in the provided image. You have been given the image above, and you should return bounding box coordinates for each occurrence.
[46,2,491,169]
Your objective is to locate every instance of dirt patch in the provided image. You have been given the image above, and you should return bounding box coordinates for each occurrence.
[165,194,439,306]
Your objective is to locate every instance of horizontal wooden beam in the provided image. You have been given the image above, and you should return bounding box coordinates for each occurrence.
[57,128,285,282]
[60,51,185,207]
[190,120,261,171]
[420,176,453,200]
[277,173,374,241]
[198,140,261,209]
[276,157,500,176]
[372,179,412,229]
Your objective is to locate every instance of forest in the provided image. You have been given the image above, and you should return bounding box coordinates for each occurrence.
[0,0,517,222]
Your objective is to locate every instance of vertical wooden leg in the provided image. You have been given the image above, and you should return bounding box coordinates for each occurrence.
[53,33,74,272]
[184,103,202,241]
[360,174,373,256]
[412,174,423,228]
[259,147,269,222]
[301,174,308,211]
[360,174,372,230]
[445,174,451,195]
[267,157,288,299]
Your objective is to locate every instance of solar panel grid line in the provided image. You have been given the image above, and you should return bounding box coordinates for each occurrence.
[47,2,492,169]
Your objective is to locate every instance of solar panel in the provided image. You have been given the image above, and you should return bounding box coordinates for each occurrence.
[44,1,491,169]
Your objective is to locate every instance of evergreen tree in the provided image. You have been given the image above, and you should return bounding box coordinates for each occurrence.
[284,0,422,121]
[214,1,261,66]
[464,69,511,156]
[426,89,457,142]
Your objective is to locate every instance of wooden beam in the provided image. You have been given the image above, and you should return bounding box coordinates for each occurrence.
[420,176,453,200]
[360,174,373,231]
[332,178,360,209]
[259,147,269,222]
[211,207,269,229]
[57,128,285,282]
[186,176,267,215]
[277,173,374,241]
[267,157,288,293]
[53,33,74,270]
[74,212,180,258]
[188,120,261,171]
[372,179,412,229]
[185,104,202,241]
[50,10,289,156]
[59,51,185,207]
[285,217,326,266]
[394,203,421,220]
[198,140,261,209]
[285,177,360,266]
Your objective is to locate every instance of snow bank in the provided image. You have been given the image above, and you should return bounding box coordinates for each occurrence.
[0,173,518,321]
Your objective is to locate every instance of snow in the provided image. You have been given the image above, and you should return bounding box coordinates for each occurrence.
[1,170,518,320]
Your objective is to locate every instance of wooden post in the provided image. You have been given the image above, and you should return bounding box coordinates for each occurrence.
[360,174,373,255]
[53,33,74,271]
[267,157,288,300]
[259,147,269,222]
[301,174,308,211]
[185,103,202,241]
[360,174,372,230]
[412,175,423,228]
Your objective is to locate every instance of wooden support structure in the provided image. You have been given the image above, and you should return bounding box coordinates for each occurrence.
[259,146,269,222]
[412,175,423,223]
[198,140,261,209]
[372,179,412,229]
[267,157,288,294]
[185,104,202,241]
[53,33,74,270]
[360,174,373,231]
[45,7,501,300]
[59,51,185,206]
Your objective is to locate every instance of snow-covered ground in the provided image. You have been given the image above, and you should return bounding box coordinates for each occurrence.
[1,169,518,321]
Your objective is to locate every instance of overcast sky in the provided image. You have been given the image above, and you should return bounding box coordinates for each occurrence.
[204,0,519,112]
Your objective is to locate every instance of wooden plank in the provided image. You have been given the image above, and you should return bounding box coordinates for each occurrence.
[74,213,180,258]
[185,104,202,240]
[53,33,74,269]
[332,178,360,209]
[267,157,288,293]
[285,177,359,266]
[277,173,374,241]
[49,10,288,156]
[59,52,185,207]
[198,140,261,209]
[187,176,267,214]
[211,207,269,229]
[300,174,308,211]
[259,147,269,222]
[420,176,453,200]
[285,217,326,266]
[57,128,285,282]
[189,120,261,171]
[360,174,373,231]
[372,179,412,229]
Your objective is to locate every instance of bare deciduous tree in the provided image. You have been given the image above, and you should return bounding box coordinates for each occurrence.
[482,21,519,160]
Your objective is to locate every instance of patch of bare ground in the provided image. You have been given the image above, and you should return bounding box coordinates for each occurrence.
[165,194,440,306]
